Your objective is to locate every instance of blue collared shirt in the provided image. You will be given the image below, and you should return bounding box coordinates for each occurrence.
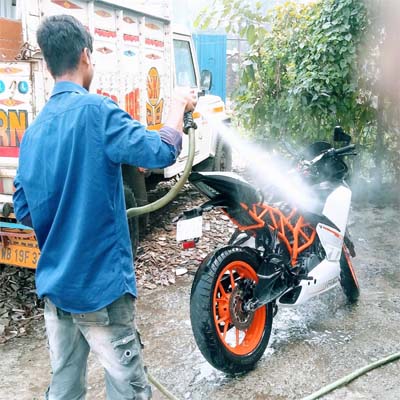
[13,81,182,313]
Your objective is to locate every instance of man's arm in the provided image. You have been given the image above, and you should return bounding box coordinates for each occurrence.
[13,173,33,227]
[101,89,197,168]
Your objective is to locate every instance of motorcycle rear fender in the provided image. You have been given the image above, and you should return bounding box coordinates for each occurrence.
[178,196,230,222]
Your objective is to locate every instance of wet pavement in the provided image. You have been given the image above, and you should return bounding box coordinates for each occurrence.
[0,206,399,399]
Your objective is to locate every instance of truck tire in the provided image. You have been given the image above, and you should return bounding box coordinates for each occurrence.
[124,185,139,258]
[213,139,232,171]
[122,165,149,238]
[193,137,233,172]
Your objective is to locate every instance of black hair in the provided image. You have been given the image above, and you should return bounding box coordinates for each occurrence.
[36,14,93,77]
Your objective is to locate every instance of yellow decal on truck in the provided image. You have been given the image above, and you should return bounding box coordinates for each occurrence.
[146,67,164,126]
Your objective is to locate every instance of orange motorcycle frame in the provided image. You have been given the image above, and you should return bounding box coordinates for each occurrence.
[224,202,316,266]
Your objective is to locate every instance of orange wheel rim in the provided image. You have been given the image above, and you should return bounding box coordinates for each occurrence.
[213,260,266,356]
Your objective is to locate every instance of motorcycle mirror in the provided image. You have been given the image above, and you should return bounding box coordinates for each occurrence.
[200,69,212,93]
[334,126,351,144]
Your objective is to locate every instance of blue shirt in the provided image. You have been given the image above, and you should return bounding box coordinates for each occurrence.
[13,81,182,313]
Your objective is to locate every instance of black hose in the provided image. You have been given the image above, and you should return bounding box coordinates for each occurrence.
[126,124,196,218]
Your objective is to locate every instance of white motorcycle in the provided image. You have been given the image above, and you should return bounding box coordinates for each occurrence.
[178,127,359,374]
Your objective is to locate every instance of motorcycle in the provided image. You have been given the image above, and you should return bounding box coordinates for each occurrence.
[176,127,360,374]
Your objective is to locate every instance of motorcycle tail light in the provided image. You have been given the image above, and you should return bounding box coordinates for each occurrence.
[182,240,196,249]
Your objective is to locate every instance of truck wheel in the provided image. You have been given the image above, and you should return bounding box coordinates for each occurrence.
[193,138,233,172]
[122,166,149,238]
[124,185,139,257]
[193,157,214,172]
[213,139,232,171]
[132,173,149,238]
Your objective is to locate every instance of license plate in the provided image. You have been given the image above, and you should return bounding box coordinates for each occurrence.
[0,243,40,269]
[176,216,203,242]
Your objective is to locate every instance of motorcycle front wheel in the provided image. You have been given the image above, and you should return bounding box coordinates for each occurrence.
[340,245,360,303]
[190,246,273,374]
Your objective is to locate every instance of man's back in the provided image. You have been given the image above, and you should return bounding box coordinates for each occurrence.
[16,81,138,312]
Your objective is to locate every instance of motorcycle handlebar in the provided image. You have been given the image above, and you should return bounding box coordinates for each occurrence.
[333,144,356,156]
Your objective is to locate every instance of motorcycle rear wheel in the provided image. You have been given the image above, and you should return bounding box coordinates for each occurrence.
[340,245,360,303]
[190,246,273,374]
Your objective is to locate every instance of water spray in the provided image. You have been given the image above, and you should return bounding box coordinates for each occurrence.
[202,113,319,211]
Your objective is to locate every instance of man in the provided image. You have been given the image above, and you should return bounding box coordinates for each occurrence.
[13,14,196,400]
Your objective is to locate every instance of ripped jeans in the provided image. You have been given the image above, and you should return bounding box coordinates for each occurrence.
[44,294,152,400]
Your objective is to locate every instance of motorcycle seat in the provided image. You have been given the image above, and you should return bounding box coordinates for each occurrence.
[189,171,262,207]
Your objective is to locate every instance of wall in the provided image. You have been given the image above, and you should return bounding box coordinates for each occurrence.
[0,18,22,61]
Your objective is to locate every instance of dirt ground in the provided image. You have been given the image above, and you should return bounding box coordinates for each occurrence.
[0,191,399,399]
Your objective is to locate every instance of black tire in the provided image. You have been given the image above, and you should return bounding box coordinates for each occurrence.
[193,137,233,172]
[124,185,139,258]
[340,245,360,303]
[190,246,273,374]
[213,139,232,171]
[122,166,149,238]
[192,156,214,172]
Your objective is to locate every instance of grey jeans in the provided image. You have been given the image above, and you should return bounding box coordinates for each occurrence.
[44,294,152,400]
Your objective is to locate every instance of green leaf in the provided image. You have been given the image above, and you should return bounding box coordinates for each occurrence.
[193,14,202,28]
[246,64,255,81]
[246,25,256,44]
[222,7,230,18]
[202,15,212,29]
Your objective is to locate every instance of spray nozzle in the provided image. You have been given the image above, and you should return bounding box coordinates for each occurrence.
[183,111,197,134]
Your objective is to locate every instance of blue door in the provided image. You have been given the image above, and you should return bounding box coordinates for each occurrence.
[193,34,227,102]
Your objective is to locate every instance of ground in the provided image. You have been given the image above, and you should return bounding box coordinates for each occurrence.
[0,181,399,400]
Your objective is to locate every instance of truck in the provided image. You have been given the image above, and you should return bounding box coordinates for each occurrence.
[0,0,231,269]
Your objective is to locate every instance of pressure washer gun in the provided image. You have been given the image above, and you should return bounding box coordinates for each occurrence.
[183,111,197,134]
[183,87,207,134]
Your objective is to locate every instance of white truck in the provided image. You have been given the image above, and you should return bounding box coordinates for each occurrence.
[0,0,231,269]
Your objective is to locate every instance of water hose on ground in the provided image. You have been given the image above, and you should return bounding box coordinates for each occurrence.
[126,113,196,218]
[147,350,400,400]
[302,350,400,400]
[148,372,181,400]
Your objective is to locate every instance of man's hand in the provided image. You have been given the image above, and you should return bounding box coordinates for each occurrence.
[164,88,198,132]
[172,87,198,112]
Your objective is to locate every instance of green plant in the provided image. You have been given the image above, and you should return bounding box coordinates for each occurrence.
[196,0,400,193]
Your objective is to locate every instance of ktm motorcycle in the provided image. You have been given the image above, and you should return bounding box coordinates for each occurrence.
[176,127,360,374]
